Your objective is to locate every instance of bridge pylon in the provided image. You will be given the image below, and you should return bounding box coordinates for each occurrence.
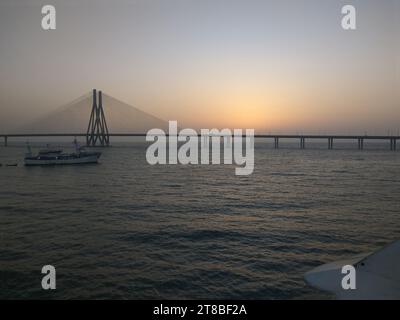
[86,89,110,147]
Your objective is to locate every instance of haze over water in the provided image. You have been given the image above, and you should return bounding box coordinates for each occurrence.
[1,141,399,299]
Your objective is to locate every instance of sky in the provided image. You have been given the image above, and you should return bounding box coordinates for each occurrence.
[0,0,399,134]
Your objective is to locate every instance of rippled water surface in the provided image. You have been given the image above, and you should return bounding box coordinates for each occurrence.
[1,140,399,299]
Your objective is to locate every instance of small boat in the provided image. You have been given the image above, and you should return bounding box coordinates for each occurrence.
[24,140,102,166]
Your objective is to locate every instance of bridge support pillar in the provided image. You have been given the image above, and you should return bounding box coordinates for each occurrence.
[4,136,7,147]
[358,138,364,150]
[86,89,110,147]
[274,137,279,149]
[328,138,333,150]
[300,137,305,149]
[390,138,397,151]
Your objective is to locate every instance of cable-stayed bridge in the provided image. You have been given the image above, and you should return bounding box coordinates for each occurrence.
[0,89,398,150]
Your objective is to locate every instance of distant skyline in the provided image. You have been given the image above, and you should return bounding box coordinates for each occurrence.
[0,0,399,134]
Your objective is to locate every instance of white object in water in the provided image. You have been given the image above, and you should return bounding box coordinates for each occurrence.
[24,140,101,166]
[304,240,400,299]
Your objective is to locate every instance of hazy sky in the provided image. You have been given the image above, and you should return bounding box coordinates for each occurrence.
[0,0,399,133]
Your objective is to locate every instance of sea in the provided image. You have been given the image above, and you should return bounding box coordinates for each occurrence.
[0,139,399,299]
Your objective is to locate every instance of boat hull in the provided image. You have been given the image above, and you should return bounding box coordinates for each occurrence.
[24,154,101,166]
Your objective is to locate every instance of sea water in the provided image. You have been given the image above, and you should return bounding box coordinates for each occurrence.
[0,140,399,299]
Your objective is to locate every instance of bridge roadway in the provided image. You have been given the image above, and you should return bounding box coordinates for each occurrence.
[0,133,398,150]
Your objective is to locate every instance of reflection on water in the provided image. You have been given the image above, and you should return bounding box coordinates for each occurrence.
[0,141,399,299]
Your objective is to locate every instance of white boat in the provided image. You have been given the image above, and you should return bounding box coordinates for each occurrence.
[24,140,101,166]
[304,240,400,299]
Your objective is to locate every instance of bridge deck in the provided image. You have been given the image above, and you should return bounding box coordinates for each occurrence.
[1,133,399,139]
[0,133,398,150]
